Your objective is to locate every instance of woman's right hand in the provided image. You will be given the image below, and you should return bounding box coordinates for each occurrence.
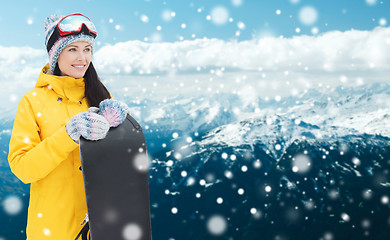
[65,111,110,143]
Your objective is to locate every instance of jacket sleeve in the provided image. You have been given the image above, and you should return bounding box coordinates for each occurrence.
[8,95,79,184]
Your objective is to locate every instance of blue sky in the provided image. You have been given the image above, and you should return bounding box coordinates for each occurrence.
[0,0,388,49]
[0,0,389,116]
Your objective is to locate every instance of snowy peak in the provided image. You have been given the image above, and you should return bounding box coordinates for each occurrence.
[125,83,390,156]
[199,114,364,160]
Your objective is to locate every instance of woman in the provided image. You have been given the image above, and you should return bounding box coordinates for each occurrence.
[8,13,128,239]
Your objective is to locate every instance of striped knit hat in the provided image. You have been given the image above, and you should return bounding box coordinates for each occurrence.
[44,14,96,72]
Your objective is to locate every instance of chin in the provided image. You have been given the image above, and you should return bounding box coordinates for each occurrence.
[73,73,86,79]
[64,70,87,79]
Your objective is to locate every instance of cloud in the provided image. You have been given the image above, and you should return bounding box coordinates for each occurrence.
[0,46,46,109]
[0,46,46,78]
[2,27,389,78]
[93,26,390,75]
[1,26,389,110]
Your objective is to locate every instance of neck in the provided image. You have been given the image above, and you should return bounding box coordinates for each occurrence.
[45,68,54,75]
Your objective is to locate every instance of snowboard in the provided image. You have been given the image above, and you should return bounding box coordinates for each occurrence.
[79,113,152,240]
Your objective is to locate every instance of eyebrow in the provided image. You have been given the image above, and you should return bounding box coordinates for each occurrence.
[66,44,92,48]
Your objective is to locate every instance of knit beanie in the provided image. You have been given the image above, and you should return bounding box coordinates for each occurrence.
[44,14,96,72]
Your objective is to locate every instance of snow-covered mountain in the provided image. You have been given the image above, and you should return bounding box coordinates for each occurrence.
[127,82,390,151]
[148,121,390,239]
[149,136,389,239]
[1,82,389,239]
[144,83,390,239]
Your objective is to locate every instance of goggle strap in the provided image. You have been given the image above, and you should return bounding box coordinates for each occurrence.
[46,28,60,52]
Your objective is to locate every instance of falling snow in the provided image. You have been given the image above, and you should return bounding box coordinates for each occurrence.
[210,6,229,25]
[1,1,390,239]
[122,223,143,240]
[292,154,312,174]
[207,215,227,236]
[3,196,23,215]
[299,6,318,25]
[140,14,149,23]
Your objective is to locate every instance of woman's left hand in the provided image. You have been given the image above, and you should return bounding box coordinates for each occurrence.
[99,99,129,127]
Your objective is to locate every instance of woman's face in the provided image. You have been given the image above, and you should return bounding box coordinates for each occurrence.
[57,41,92,79]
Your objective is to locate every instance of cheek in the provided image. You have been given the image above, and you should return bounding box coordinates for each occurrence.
[87,52,92,62]
[57,57,66,72]
[86,55,92,68]
[57,53,71,67]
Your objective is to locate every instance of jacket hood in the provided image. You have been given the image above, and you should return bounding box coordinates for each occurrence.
[35,64,85,102]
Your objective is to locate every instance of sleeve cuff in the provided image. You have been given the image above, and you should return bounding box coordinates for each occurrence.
[54,125,79,152]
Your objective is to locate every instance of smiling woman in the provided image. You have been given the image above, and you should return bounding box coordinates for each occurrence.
[7,12,129,240]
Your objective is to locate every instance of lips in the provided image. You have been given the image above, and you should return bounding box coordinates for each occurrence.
[72,64,85,69]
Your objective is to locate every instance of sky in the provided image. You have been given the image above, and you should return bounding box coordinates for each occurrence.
[0,0,388,49]
[0,0,389,113]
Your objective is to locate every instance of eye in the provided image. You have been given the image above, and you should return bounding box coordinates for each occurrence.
[68,48,77,52]
[84,48,92,52]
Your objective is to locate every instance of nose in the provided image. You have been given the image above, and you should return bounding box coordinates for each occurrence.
[76,51,87,61]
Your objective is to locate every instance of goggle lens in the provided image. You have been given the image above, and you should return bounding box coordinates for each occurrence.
[57,14,97,37]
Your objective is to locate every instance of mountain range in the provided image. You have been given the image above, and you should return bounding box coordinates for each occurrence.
[0,82,389,239]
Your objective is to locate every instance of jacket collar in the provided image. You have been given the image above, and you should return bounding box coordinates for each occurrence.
[35,64,85,102]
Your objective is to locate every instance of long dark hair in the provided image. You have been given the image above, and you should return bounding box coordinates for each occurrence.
[54,62,111,107]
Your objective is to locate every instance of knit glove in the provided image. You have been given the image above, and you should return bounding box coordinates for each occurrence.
[99,99,128,127]
[65,111,110,143]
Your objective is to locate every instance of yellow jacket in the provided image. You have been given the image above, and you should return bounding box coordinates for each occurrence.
[8,64,89,239]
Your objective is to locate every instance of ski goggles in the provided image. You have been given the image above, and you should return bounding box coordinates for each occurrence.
[56,13,97,38]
